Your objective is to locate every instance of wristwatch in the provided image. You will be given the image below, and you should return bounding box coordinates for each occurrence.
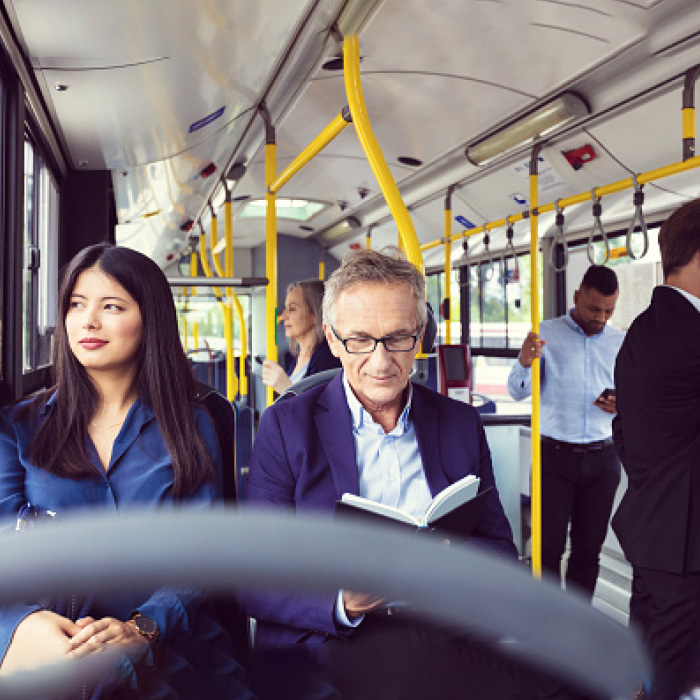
[128,613,159,644]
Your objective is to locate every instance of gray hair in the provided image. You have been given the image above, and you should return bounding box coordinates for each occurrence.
[322,247,427,328]
[287,279,326,355]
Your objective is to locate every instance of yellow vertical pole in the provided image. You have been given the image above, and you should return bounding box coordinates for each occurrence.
[682,66,700,161]
[319,259,325,281]
[444,187,454,345]
[530,146,542,578]
[181,292,188,353]
[190,252,199,351]
[343,35,423,272]
[210,211,223,276]
[224,193,248,396]
[231,294,248,399]
[224,194,237,401]
[366,227,372,250]
[262,105,278,406]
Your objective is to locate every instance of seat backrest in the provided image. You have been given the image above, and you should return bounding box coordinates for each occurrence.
[275,367,342,403]
[195,381,237,502]
[422,302,438,354]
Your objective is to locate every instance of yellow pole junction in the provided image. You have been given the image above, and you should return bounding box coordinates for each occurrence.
[343,35,424,273]
[268,110,352,195]
[266,140,278,407]
[420,154,700,252]
[198,233,223,298]
[190,252,199,351]
[529,147,542,579]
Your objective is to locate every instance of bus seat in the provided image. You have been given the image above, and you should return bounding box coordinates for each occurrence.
[233,399,254,497]
[422,302,437,354]
[276,368,342,402]
[194,382,252,666]
[195,381,237,501]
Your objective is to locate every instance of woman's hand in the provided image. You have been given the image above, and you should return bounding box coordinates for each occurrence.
[261,360,292,394]
[67,616,148,655]
[0,610,82,675]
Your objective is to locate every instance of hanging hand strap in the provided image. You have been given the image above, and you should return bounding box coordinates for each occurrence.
[504,220,520,283]
[587,189,610,264]
[482,233,495,281]
[549,201,569,272]
[626,174,649,260]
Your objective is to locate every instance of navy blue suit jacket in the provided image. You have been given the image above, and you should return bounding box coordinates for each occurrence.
[243,373,516,646]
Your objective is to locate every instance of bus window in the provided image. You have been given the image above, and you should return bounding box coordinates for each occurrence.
[461,253,542,414]
[175,291,252,397]
[23,137,59,374]
[426,268,460,345]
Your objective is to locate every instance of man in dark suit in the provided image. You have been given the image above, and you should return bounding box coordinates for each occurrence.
[613,198,700,700]
[244,248,517,699]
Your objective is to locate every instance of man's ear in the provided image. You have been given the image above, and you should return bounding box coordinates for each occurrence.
[324,323,341,358]
[573,289,580,306]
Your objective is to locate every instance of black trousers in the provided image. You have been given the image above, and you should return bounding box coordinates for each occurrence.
[629,566,700,700]
[313,612,523,700]
[251,614,604,700]
[540,440,621,599]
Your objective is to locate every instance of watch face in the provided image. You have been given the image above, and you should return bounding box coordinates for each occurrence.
[134,615,158,637]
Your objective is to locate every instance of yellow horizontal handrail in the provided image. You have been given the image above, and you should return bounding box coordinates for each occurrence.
[421,154,700,251]
[268,109,352,195]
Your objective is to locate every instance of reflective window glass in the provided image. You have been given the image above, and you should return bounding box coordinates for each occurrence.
[22,138,59,373]
[22,140,35,372]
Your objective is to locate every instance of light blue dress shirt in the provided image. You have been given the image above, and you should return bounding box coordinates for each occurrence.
[289,362,309,384]
[336,373,432,626]
[507,311,624,443]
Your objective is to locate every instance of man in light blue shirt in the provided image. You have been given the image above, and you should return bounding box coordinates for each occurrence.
[508,265,624,600]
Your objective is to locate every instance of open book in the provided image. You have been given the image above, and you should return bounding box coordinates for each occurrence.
[336,474,491,539]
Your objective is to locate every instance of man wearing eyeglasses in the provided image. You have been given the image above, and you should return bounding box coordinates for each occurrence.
[244,249,516,700]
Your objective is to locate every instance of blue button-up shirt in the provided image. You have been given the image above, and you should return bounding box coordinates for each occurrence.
[342,373,432,517]
[336,374,432,625]
[507,311,625,443]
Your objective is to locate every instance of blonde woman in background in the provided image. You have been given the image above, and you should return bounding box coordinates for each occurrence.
[262,279,341,395]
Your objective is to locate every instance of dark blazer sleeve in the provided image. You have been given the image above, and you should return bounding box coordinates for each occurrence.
[469,420,518,557]
[410,385,516,558]
[241,404,344,643]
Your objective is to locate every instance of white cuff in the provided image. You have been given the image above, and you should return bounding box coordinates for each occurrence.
[334,589,363,628]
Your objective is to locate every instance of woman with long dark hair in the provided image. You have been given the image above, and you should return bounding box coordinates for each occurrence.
[0,243,253,699]
[261,279,340,394]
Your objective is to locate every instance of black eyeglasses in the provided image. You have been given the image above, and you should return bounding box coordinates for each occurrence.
[331,326,423,354]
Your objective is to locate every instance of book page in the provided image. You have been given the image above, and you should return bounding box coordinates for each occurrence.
[340,493,421,526]
[425,474,480,524]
